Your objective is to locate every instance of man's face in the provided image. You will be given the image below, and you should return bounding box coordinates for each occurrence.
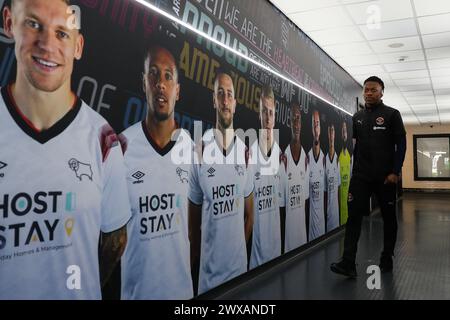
[260,96,275,131]
[3,0,84,92]
[214,74,236,129]
[143,47,179,122]
[312,111,320,143]
[290,106,301,141]
[342,122,348,143]
[363,81,383,105]
[328,125,335,148]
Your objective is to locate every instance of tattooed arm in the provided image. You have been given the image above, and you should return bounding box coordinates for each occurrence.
[99,225,127,288]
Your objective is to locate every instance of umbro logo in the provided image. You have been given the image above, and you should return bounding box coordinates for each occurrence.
[207,167,215,177]
[132,171,145,184]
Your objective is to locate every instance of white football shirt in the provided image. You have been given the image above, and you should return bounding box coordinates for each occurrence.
[249,142,282,269]
[308,148,326,241]
[280,145,309,252]
[325,152,341,231]
[0,85,131,300]
[188,129,254,295]
[121,122,193,300]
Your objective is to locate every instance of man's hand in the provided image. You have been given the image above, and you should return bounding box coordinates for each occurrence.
[99,225,127,288]
[384,173,399,184]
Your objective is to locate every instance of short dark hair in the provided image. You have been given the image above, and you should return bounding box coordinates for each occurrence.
[143,42,179,82]
[364,76,384,91]
[11,0,71,6]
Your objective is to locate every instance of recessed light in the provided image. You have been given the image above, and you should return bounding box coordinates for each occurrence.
[388,43,404,48]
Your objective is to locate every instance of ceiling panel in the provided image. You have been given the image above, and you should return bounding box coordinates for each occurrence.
[390,69,429,79]
[289,7,353,31]
[436,95,450,104]
[432,76,450,84]
[270,0,450,123]
[337,54,380,67]
[346,0,413,25]
[401,117,420,124]
[384,60,426,72]
[271,0,341,14]
[308,26,365,45]
[406,96,436,104]
[369,36,422,53]
[413,0,450,17]
[438,104,450,111]
[426,46,450,60]
[403,90,433,97]
[435,88,450,95]
[377,50,425,63]
[422,32,450,49]
[346,64,386,75]
[433,82,450,89]
[418,13,450,34]
[430,67,450,77]
[359,19,418,41]
[428,58,450,69]
[394,78,431,86]
[324,42,373,57]
[411,103,437,110]
[398,83,433,91]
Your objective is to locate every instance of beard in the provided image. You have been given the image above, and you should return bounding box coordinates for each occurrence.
[153,109,171,122]
[218,113,232,129]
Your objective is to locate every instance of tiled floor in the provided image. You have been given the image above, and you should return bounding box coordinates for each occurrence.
[214,193,450,300]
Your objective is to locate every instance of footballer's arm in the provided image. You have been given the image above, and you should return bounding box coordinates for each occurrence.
[244,193,254,243]
[305,199,310,242]
[324,191,328,233]
[280,206,286,254]
[188,201,202,295]
[99,225,127,288]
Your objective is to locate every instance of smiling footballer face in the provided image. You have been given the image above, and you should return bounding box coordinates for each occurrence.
[3,0,84,93]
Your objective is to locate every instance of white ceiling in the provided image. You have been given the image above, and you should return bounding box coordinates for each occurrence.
[270,0,450,125]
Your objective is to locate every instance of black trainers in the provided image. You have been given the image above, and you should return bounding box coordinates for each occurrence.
[379,255,393,273]
[330,260,357,278]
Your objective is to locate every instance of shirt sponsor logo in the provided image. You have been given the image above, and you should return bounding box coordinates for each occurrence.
[373,126,386,130]
[0,191,77,251]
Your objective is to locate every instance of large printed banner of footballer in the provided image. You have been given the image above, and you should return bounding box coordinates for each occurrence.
[0,0,352,300]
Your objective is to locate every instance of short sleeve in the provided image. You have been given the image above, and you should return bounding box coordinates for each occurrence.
[188,163,203,205]
[304,156,310,200]
[244,163,254,198]
[278,159,286,207]
[352,115,358,140]
[337,160,342,187]
[100,136,132,233]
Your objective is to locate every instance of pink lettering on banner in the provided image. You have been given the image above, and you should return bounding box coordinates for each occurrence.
[79,0,158,37]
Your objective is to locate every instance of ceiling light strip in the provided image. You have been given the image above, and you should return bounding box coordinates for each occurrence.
[134,0,353,116]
